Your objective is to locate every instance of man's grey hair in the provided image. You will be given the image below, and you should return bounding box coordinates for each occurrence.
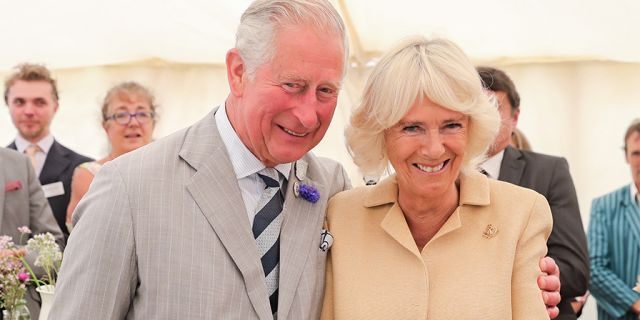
[236,0,349,78]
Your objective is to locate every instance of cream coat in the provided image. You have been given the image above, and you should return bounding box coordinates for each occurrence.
[322,171,552,319]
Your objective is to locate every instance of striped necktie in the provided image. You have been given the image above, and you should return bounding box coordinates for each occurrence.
[253,168,284,317]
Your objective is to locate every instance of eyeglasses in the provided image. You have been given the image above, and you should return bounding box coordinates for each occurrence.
[105,111,155,125]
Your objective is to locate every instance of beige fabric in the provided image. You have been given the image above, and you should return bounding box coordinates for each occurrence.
[24,144,41,171]
[49,109,352,319]
[322,171,552,319]
[78,161,102,176]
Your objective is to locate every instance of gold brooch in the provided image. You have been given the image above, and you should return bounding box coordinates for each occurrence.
[482,224,498,239]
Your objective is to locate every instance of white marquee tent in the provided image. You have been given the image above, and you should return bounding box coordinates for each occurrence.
[2,1,640,318]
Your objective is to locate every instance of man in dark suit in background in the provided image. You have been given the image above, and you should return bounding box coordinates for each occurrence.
[478,66,589,319]
[4,64,92,239]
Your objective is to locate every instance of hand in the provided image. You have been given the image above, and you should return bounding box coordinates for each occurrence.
[631,299,640,314]
[538,256,561,319]
[571,291,589,314]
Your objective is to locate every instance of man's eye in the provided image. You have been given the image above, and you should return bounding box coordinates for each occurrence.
[318,87,336,96]
[283,83,302,92]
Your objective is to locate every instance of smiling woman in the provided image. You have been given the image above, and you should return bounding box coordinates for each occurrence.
[321,36,553,319]
[65,82,157,227]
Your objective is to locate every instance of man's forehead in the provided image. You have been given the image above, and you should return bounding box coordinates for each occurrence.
[8,80,54,97]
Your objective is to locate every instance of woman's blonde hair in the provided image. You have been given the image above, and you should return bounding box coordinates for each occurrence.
[346,36,500,176]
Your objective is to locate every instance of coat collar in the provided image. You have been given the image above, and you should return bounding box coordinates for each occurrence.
[363,170,491,257]
[363,170,491,208]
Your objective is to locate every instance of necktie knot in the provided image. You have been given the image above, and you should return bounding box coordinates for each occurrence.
[24,144,41,169]
[258,168,280,188]
[25,144,41,156]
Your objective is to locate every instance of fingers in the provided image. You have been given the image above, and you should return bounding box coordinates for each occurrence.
[546,306,560,319]
[539,256,560,277]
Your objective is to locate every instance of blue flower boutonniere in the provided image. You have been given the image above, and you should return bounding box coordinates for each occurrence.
[294,182,320,203]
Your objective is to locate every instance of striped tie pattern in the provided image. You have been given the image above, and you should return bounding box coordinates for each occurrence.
[253,168,284,317]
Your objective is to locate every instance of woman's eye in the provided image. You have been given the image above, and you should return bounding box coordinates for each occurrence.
[402,125,421,133]
[442,122,463,132]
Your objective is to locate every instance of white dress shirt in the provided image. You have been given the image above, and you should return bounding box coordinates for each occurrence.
[14,134,54,177]
[215,103,291,226]
[479,149,505,180]
[631,183,639,206]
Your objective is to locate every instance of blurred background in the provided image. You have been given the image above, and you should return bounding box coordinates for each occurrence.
[2,1,640,317]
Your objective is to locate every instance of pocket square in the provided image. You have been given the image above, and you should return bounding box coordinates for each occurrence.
[4,180,22,192]
[320,229,333,252]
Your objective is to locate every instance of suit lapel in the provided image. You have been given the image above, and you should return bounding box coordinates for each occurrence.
[619,187,640,247]
[181,110,272,320]
[277,158,326,319]
[40,141,70,184]
[498,146,526,185]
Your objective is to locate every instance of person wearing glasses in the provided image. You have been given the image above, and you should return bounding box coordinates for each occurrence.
[66,82,157,226]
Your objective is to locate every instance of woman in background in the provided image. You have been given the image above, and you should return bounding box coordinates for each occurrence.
[66,82,157,226]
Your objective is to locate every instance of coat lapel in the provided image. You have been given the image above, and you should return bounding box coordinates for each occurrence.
[181,109,272,320]
[619,187,640,247]
[277,158,327,319]
[40,141,71,184]
[498,146,526,185]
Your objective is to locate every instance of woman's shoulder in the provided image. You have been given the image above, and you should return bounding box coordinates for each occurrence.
[78,161,103,176]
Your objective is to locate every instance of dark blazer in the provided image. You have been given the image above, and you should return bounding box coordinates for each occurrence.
[498,146,589,319]
[8,140,92,238]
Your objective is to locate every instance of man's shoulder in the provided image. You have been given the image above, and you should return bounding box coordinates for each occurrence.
[593,185,629,207]
[0,147,27,164]
[517,148,566,166]
[52,140,94,163]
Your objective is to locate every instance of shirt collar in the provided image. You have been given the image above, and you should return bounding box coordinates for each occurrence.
[214,102,291,180]
[480,149,505,180]
[631,183,639,205]
[14,134,54,155]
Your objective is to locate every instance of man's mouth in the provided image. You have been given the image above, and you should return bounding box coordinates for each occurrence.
[124,133,142,139]
[279,126,308,137]
[414,159,449,173]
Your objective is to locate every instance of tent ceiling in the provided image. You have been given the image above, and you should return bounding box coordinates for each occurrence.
[1,0,639,71]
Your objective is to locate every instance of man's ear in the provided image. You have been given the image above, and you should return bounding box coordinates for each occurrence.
[511,108,520,127]
[226,48,247,97]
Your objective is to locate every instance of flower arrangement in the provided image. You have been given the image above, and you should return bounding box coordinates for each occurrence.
[0,235,30,315]
[0,227,62,317]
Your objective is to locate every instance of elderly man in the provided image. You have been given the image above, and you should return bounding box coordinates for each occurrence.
[589,119,640,320]
[4,64,92,238]
[1,147,64,318]
[477,66,589,319]
[50,1,561,319]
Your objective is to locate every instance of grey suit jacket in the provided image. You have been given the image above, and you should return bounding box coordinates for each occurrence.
[499,146,589,319]
[50,110,351,319]
[0,147,64,319]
